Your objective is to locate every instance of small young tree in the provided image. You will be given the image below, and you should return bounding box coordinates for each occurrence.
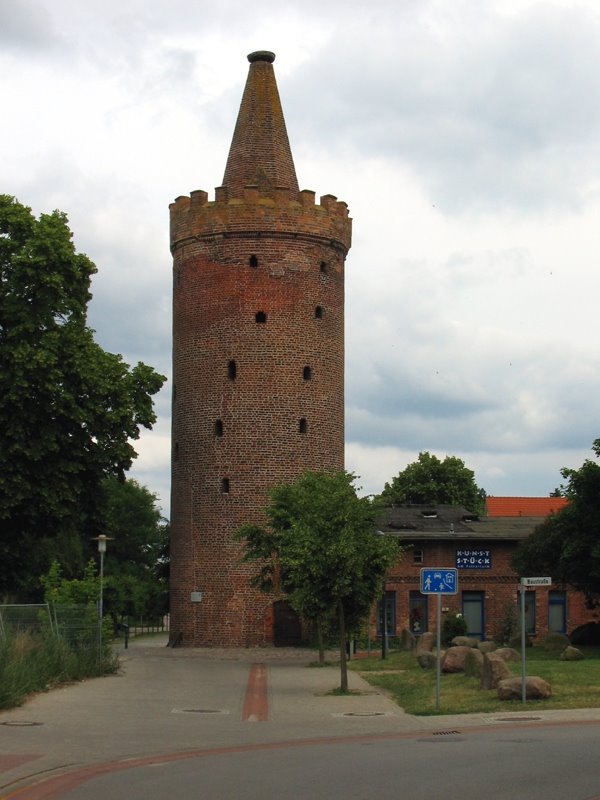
[238,471,398,691]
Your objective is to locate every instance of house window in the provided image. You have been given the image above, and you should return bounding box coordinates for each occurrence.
[214,420,223,437]
[298,418,307,434]
[548,591,566,634]
[303,366,312,380]
[377,591,396,636]
[409,591,428,634]
[249,255,258,268]
[255,311,267,323]
[314,306,323,319]
[412,547,424,564]
[227,360,236,380]
[319,261,328,274]
[221,477,230,494]
[517,590,536,635]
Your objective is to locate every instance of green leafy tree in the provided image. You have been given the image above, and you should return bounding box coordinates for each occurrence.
[380,451,486,513]
[238,471,398,691]
[0,196,166,598]
[512,439,600,607]
[101,477,169,622]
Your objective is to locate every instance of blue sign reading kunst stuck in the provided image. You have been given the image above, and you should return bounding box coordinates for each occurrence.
[456,549,491,569]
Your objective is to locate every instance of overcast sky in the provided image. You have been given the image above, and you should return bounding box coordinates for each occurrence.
[3,0,599,513]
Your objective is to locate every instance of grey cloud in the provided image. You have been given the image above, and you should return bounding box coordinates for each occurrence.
[0,0,57,50]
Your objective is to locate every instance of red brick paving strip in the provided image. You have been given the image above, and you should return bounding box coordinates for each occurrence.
[241,663,269,722]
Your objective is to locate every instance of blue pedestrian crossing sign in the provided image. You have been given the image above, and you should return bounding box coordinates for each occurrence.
[420,568,458,595]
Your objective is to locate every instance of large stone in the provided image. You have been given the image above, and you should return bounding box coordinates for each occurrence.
[480,652,512,689]
[415,631,435,655]
[495,647,520,662]
[464,647,484,677]
[477,640,497,654]
[559,645,585,661]
[497,676,552,700]
[442,645,472,673]
[400,628,416,651]
[451,636,478,648]
[417,651,439,669]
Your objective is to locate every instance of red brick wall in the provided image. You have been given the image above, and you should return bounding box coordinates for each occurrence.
[377,540,598,642]
[169,188,351,646]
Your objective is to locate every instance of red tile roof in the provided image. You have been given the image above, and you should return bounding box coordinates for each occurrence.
[486,496,568,517]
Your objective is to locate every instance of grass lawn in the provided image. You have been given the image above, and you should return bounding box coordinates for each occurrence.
[348,646,600,715]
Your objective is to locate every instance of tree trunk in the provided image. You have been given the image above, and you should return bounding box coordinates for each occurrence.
[317,617,325,664]
[339,601,348,693]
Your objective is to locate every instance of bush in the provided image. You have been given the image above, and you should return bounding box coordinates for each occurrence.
[442,613,468,645]
[0,629,117,710]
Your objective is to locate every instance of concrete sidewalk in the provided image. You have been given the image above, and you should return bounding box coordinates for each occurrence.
[2,635,600,798]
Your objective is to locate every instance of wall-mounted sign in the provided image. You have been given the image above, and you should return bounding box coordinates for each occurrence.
[456,549,491,569]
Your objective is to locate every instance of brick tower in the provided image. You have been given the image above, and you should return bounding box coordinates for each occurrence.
[169,51,352,646]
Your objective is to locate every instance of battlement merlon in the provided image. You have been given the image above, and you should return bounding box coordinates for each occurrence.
[169,186,352,255]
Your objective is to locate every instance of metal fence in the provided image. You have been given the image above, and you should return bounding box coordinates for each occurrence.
[0,603,98,648]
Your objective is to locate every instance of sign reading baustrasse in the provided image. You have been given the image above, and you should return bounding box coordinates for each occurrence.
[420,568,458,595]
[456,549,491,569]
[520,577,552,587]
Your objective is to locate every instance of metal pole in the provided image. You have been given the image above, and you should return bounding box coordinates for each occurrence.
[435,593,442,712]
[381,590,388,660]
[520,583,527,704]
[99,547,104,656]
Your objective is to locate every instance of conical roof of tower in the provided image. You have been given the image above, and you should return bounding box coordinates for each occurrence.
[222,51,299,196]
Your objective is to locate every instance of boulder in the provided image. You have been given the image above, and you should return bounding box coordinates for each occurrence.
[570,622,600,646]
[477,640,497,654]
[480,652,511,690]
[415,631,435,655]
[495,647,520,662]
[497,676,552,701]
[559,645,585,661]
[400,628,416,651]
[417,651,442,670]
[464,647,484,678]
[543,632,571,652]
[509,634,532,648]
[451,636,478,648]
[442,645,472,673]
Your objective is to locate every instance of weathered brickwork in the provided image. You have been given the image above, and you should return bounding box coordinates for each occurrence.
[169,52,351,646]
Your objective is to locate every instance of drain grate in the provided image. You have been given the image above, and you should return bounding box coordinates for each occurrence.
[1,721,43,727]
[343,712,386,717]
[495,716,541,722]
[171,708,229,715]
[432,730,461,736]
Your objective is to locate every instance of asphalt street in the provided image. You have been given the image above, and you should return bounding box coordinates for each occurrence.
[1,635,600,799]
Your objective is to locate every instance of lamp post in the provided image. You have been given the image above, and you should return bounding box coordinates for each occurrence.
[92,535,113,657]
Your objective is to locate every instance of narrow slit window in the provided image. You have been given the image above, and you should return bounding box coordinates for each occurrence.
[221,477,230,494]
[303,366,312,380]
[314,306,323,319]
[320,261,328,274]
[299,418,307,434]
[255,311,267,323]
[214,419,223,437]
[173,442,179,461]
[227,360,237,380]
[249,254,258,268]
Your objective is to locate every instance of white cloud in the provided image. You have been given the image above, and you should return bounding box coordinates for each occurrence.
[3,0,600,514]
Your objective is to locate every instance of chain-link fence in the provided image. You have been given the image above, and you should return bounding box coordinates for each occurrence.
[0,603,99,650]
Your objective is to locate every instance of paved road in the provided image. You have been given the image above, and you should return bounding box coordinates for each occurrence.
[1,635,600,799]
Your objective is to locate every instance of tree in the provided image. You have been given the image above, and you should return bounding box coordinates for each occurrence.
[512,439,600,607]
[379,451,486,513]
[0,196,166,598]
[238,471,398,691]
[101,477,170,622]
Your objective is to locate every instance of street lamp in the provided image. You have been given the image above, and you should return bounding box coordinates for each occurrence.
[92,535,113,656]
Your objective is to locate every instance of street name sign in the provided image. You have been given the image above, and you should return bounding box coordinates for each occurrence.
[520,577,552,587]
[420,568,458,595]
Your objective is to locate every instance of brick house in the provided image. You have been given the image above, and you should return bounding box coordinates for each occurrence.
[375,497,596,642]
